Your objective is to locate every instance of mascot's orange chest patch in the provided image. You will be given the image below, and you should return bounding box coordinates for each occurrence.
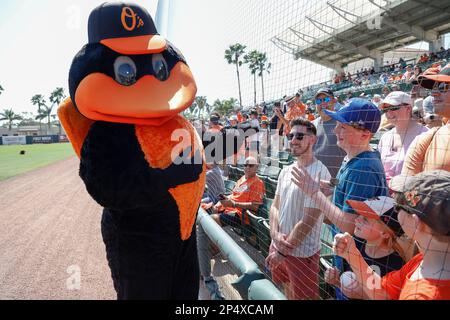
[135,116,206,240]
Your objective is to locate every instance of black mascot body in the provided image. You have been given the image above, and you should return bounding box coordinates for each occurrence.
[58,2,250,300]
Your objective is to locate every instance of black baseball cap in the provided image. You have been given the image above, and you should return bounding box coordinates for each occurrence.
[390,170,450,236]
[88,2,167,55]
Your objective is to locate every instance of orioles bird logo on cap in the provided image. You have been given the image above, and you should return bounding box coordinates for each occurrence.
[121,7,144,31]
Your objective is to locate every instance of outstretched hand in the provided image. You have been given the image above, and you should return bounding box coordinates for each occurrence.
[291,165,321,197]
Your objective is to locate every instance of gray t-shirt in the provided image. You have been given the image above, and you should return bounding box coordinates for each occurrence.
[312,117,346,178]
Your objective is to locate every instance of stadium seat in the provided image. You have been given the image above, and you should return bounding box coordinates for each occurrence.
[278,151,290,161]
[266,177,278,199]
[266,166,280,180]
[256,164,269,178]
[278,160,291,169]
[260,156,272,166]
[257,219,271,257]
[319,223,334,275]
[228,165,238,181]
[235,167,244,180]
[243,209,271,257]
[257,198,273,220]
[319,223,335,299]
[242,210,262,250]
[224,179,236,194]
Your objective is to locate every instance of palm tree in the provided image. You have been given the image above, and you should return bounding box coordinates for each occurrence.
[31,94,47,133]
[0,109,23,131]
[194,96,207,120]
[49,87,66,108]
[184,102,197,119]
[213,98,236,116]
[225,44,246,108]
[31,94,46,112]
[256,52,271,103]
[35,106,54,131]
[244,50,260,106]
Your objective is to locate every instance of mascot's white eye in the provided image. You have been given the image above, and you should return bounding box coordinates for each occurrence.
[114,56,137,86]
[152,54,169,81]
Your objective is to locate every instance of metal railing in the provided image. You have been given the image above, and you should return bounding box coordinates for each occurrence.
[197,208,286,300]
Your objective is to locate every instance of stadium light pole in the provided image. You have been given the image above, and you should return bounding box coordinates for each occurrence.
[155,0,171,39]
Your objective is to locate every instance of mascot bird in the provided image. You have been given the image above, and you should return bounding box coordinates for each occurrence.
[58,2,251,299]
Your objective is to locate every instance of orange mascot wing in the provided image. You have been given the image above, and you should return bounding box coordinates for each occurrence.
[57,98,95,158]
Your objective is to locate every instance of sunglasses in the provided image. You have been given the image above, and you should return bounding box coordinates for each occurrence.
[315,96,331,105]
[287,132,310,141]
[244,164,256,168]
[381,105,403,114]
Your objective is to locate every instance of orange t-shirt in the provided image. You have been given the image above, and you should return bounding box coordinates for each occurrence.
[285,102,306,121]
[283,101,307,135]
[382,253,450,300]
[220,175,265,224]
[402,124,450,175]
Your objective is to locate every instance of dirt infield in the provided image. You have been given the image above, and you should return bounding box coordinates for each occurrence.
[0,156,263,300]
[0,157,116,300]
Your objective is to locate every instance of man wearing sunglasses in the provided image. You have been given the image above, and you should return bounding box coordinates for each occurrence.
[312,88,346,179]
[210,156,265,228]
[402,64,450,175]
[266,118,331,300]
[378,91,428,183]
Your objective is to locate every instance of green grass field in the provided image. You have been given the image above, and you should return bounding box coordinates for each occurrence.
[0,143,75,181]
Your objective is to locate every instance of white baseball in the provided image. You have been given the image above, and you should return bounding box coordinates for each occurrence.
[340,271,359,290]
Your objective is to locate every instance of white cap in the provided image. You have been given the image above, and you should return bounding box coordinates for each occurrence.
[230,115,238,121]
[380,91,412,108]
[245,156,258,165]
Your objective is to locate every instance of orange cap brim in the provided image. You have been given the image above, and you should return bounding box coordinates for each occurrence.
[100,34,167,55]
[417,74,450,89]
[346,200,380,220]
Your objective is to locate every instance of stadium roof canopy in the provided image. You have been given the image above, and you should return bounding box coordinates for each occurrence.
[271,0,450,71]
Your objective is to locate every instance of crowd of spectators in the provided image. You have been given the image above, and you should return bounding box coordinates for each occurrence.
[192,49,450,301]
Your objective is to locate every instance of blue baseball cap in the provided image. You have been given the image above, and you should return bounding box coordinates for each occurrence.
[323,98,381,133]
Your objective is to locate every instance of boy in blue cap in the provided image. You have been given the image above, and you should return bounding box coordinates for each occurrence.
[290,98,388,299]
